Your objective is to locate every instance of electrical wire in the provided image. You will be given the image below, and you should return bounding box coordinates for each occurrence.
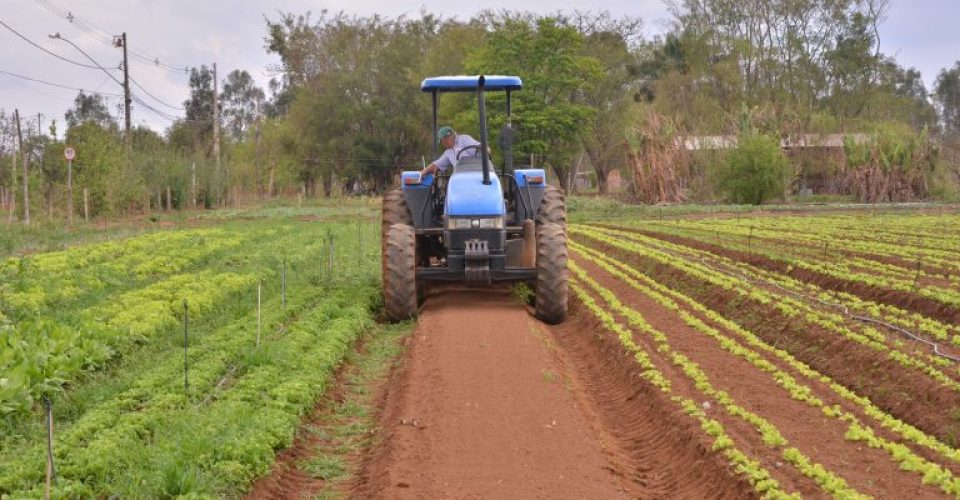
[130,75,184,110]
[34,0,190,74]
[0,17,104,70]
[0,68,124,97]
[49,33,124,87]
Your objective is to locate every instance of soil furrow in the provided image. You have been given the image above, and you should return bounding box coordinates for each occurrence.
[576,233,960,445]
[352,288,752,499]
[572,252,948,498]
[613,225,960,324]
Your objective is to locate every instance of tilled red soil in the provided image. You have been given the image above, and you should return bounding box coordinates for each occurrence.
[578,234,960,444]
[351,288,751,499]
[571,253,949,497]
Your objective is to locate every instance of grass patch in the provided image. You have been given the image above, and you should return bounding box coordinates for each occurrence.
[296,321,412,495]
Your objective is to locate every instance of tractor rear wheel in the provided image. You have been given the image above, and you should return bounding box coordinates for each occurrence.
[536,186,566,228]
[535,222,568,324]
[384,223,418,322]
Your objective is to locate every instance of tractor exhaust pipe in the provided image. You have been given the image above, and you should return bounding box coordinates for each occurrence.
[478,75,491,185]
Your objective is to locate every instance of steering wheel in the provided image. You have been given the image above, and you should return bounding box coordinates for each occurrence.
[456,144,482,160]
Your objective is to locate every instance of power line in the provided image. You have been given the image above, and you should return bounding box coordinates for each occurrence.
[0,67,124,97]
[130,75,184,111]
[34,0,190,74]
[0,17,107,70]
[49,33,124,88]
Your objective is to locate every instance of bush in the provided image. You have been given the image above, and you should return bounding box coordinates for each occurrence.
[718,134,788,205]
[841,123,936,202]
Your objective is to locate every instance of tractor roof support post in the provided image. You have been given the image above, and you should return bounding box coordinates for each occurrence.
[505,90,513,173]
[478,76,491,185]
[431,90,438,159]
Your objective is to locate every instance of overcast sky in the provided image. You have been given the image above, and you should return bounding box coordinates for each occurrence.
[1,0,958,137]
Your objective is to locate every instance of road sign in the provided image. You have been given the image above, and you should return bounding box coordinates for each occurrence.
[64,147,76,161]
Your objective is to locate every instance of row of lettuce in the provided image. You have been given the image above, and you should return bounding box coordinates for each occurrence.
[570,224,960,497]
[580,225,960,392]
[0,219,383,497]
[615,214,960,312]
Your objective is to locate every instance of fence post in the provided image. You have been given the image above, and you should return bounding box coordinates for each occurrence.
[328,234,335,278]
[44,397,55,500]
[183,301,189,399]
[256,281,262,346]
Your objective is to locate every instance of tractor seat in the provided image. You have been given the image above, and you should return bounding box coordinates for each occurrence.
[453,156,484,173]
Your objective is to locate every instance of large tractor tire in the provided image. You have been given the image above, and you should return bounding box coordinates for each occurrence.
[382,188,430,307]
[383,223,418,322]
[534,222,568,324]
[382,188,412,258]
[535,186,566,229]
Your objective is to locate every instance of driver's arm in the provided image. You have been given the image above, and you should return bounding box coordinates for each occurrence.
[421,163,440,176]
[422,152,451,176]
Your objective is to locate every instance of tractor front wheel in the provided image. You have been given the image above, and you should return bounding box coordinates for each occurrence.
[536,185,566,228]
[383,223,418,322]
[534,222,568,324]
[382,188,412,257]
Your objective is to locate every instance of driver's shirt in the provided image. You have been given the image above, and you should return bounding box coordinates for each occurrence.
[433,134,481,172]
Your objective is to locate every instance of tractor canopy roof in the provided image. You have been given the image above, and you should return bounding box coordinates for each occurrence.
[421,75,522,93]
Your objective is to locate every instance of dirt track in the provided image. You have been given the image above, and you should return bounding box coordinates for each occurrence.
[351,288,750,499]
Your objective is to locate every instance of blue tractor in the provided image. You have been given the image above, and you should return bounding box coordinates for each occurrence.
[381,75,568,324]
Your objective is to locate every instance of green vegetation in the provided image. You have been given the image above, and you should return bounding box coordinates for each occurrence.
[2,3,958,222]
[0,201,393,497]
[719,134,789,205]
[295,322,411,496]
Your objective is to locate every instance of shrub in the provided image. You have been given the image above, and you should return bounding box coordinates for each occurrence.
[718,134,788,205]
[842,123,936,202]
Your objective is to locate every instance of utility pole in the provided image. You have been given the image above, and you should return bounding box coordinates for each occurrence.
[212,63,221,206]
[8,118,16,224]
[255,101,262,199]
[14,109,29,225]
[115,33,132,175]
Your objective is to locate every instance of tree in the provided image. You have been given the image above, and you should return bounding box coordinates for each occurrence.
[64,122,124,216]
[465,15,602,191]
[935,62,960,137]
[572,13,643,193]
[64,92,115,130]
[181,65,216,156]
[220,70,265,142]
[267,12,439,194]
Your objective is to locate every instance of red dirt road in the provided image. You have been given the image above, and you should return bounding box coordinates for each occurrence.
[355,289,629,498]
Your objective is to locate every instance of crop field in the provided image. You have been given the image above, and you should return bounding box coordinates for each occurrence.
[4,204,960,499]
[0,209,382,498]
[567,211,960,497]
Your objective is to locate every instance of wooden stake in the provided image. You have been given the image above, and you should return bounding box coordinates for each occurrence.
[256,282,262,346]
[183,301,189,398]
[44,397,55,500]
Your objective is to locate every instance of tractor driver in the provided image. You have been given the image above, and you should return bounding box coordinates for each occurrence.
[420,126,483,177]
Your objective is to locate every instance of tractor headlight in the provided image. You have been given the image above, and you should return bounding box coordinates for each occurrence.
[447,217,503,230]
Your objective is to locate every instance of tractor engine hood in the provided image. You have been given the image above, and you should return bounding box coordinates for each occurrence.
[445,171,504,217]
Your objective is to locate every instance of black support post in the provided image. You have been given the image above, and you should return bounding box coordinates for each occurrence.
[477,76,491,185]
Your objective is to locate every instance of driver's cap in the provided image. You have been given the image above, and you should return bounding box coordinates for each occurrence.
[437,126,455,141]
